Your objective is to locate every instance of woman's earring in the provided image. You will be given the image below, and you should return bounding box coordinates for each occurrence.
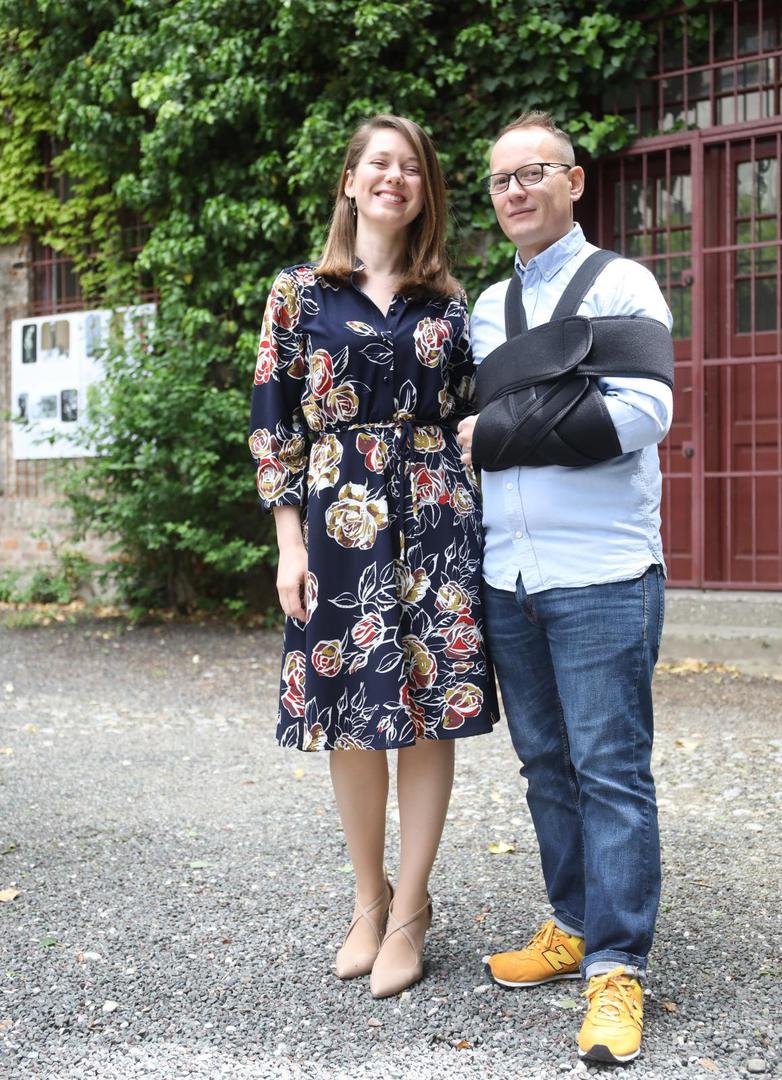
[349,196,357,217]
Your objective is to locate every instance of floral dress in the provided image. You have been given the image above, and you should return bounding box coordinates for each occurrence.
[249,264,499,751]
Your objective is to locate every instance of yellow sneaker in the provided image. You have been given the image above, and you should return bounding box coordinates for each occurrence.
[485,919,585,988]
[578,967,644,1063]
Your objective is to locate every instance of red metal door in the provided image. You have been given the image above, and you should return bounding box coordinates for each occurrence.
[702,128,781,585]
[591,122,782,588]
[593,137,702,585]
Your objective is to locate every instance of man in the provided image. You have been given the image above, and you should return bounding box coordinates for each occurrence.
[457,110,672,1065]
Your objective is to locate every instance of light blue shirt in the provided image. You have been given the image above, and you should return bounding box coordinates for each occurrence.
[470,223,674,595]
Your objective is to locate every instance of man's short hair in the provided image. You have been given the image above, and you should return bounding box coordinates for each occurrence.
[497,110,575,166]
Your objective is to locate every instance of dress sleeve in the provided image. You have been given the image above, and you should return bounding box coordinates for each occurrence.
[248,270,309,510]
[446,294,477,422]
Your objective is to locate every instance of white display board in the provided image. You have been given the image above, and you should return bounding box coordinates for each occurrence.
[10,305,155,460]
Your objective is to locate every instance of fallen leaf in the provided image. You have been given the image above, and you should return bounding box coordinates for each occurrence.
[0,843,17,856]
[487,841,515,855]
[189,860,208,870]
[454,1039,472,1050]
[221,938,232,945]
[0,888,19,903]
[39,935,58,947]
[336,863,354,874]
[675,737,702,752]
[367,1017,382,1028]
[699,1060,719,1073]
[293,768,305,780]
[0,748,13,756]
[660,1000,678,1013]
[474,907,490,924]
[658,658,740,678]
[556,996,579,1009]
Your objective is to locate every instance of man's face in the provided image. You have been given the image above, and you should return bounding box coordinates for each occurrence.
[489,127,584,262]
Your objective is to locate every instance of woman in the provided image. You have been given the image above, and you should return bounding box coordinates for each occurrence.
[249,115,498,998]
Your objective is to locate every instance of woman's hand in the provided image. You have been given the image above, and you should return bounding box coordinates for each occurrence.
[272,506,308,621]
[276,545,308,621]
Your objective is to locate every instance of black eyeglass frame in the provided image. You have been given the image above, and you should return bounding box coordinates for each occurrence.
[481,162,573,195]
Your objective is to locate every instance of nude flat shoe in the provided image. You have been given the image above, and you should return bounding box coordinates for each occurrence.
[369,894,433,999]
[334,880,393,980]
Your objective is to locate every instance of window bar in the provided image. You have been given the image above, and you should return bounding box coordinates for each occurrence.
[725,140,733,356]
[683,15,690,120]
[664,149,671,303]
[725,367,734,581]
[777,128,782,369]
[758,0,764,62]
[750,137,757,344]
[748,358,757,582]
[691,139,705,587]
[777,361,782,581]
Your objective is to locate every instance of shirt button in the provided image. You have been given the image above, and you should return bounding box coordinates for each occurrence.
[514,530,523,539]
[506,482,513,490]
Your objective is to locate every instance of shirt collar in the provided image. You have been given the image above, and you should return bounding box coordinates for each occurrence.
[514,223,586,282]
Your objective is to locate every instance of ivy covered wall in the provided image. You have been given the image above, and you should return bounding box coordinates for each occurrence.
[0,0,685,610]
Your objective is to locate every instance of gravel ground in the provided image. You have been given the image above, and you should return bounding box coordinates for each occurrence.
[0,614,780,1080]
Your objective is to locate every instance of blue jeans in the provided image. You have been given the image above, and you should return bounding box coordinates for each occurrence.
[483,567,664,978]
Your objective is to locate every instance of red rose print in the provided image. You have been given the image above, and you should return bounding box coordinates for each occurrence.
[441,615,482,660]
[443,683,483,728]
[410,464,446,505]
[351,611,384,650]
[312,639,343,677]
[310,350,334,398]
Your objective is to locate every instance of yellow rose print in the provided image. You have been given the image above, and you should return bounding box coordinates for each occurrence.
[325,482,389,550]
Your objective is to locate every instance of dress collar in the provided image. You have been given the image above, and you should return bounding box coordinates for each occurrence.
[514,223,586,282]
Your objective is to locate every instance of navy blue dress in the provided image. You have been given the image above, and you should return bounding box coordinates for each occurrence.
[249,264,499,751]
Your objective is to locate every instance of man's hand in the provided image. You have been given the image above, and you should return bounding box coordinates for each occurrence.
[456,414,478,467]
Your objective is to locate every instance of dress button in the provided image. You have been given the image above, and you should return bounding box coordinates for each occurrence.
[382,375,390,383]
[506,482,513,490]
[514,530,523,539]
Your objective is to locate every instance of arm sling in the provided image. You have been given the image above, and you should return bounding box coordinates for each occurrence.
[472,250,675,471]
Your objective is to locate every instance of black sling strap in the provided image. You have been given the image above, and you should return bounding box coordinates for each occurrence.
[504,248,621,336]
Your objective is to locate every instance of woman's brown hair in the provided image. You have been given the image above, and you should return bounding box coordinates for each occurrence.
[314,114,460,299]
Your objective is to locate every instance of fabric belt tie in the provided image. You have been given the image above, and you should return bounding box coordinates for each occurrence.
[342,417,444,548]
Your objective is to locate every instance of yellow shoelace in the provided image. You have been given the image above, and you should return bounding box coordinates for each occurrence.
[583,971,642,1027]
[527,920,560,952]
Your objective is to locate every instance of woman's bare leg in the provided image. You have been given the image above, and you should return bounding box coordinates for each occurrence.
[375,738,455,972]
[330,748,390,957]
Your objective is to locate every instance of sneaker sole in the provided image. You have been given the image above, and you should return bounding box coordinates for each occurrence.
[483,961,581,990]
[578,1043,640,1064]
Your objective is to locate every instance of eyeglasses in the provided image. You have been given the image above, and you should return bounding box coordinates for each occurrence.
[481,162,572,195]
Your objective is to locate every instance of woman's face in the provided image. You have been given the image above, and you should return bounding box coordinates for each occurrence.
[344,128,425,233]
